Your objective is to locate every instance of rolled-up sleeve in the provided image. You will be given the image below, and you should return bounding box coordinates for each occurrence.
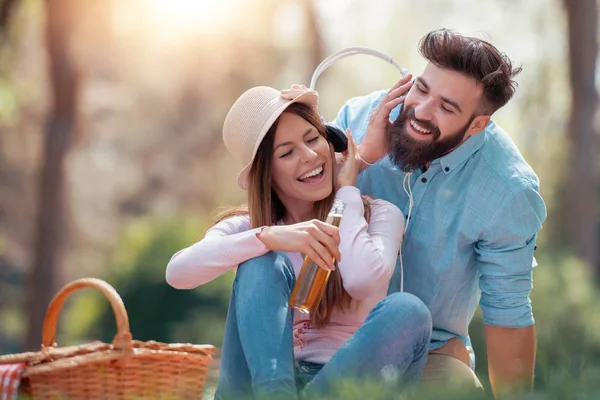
[475,186,547,327]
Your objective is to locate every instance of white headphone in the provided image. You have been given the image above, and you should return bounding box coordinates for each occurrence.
[309,46,409,91]
[309,47,410,293]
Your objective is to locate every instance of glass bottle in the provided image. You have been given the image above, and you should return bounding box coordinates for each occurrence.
[289,199,345,314]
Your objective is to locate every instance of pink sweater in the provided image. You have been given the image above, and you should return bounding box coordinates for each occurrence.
[166,186,404,364]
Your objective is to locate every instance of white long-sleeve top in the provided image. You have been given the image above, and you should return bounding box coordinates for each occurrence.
[166,186,404,364]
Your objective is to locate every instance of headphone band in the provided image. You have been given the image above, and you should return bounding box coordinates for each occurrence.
[309,46,409,90]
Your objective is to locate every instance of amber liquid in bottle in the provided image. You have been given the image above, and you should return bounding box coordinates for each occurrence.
[289,200,345,315]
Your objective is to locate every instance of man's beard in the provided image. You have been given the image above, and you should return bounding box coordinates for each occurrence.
[387,106,474,170]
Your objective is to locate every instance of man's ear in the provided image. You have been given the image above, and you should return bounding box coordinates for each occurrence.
[465,115,490,138]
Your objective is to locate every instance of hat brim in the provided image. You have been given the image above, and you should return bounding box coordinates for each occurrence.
[236,91,319,190]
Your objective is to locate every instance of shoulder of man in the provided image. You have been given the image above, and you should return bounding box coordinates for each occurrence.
[477,121,540,193]
[470,121,547,223]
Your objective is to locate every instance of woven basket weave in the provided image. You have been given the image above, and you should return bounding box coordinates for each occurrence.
[0,278,215,399]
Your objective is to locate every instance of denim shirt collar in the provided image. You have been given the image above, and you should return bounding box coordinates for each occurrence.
[437,126,487,175]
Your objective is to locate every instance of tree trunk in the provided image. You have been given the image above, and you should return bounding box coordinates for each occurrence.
[0,0,19,35]
[563,0,599,276]
[25,0,79,350]
[302,0,325,83]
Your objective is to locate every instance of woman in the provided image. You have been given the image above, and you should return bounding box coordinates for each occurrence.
[165,85,432,399]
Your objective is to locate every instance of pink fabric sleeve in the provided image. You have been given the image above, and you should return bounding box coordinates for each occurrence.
[165,215,269,289]
[334,186,405,300]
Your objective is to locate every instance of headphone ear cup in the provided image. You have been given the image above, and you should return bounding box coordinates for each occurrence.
[325,124,348,152]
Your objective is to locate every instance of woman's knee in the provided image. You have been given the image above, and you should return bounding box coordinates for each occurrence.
[235,251,295,288]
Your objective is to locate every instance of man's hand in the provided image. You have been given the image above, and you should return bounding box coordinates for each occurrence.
[358,74,413,169]
[485,324,536,398]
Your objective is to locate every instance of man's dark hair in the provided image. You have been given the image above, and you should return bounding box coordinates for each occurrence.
[419,29,522,115]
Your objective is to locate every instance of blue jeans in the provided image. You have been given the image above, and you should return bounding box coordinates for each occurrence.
[215,251,432,400]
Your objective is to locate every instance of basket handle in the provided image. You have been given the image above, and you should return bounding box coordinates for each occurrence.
[42,278,133,350]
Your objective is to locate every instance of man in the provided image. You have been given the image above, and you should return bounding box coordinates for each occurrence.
[333,29,547,397]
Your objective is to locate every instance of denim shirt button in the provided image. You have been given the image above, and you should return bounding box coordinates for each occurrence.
[421,177,427,183]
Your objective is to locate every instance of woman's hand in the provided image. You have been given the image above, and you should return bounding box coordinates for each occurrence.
[257,220,341,271]
[336,129,361,189]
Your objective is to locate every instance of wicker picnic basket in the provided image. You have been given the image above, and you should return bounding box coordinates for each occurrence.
[0,278,216,399]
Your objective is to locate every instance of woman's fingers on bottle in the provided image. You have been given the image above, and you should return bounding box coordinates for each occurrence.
[316,229,341,263]
[309,240,334,271]
[313,220,340,244]
[306,248,328,271]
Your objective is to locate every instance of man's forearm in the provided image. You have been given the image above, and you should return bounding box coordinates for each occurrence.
[484,324,536,398]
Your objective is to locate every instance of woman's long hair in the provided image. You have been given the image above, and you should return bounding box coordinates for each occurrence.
[209,103,370,328]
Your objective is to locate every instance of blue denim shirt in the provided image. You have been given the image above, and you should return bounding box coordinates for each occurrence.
[333,90,547,362]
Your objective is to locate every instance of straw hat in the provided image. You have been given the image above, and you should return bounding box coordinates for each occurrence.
[223,84,319,190]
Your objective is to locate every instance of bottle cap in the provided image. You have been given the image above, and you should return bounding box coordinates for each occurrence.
[331,199,346,215]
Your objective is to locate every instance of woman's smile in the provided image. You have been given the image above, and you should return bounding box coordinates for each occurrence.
[297,164,325,184]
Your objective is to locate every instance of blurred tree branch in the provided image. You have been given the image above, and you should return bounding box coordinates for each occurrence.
[563,0,599,277]
[0,0,18,35]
